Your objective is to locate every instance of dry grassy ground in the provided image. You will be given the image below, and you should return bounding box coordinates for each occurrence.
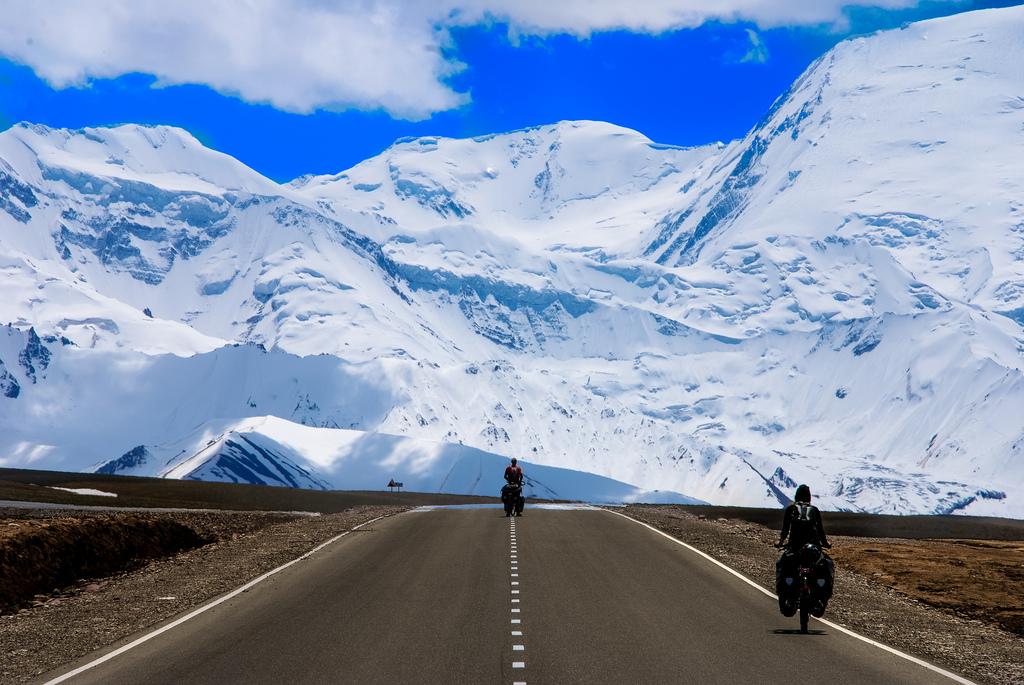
[0,467,496,512]
[833,538,1024,636]
[0,515,209,612]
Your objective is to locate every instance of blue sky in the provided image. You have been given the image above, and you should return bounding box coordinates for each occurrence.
[0,1,1018,181]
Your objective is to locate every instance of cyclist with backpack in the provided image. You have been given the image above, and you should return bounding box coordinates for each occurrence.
[501,458,525,517]
[778,484,830,551]
[774,484,834,617]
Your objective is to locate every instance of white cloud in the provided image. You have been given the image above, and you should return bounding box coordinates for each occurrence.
[0,0,465,118]
[740,28,770,64]
[452,0,924,34]
[0,0,930,118]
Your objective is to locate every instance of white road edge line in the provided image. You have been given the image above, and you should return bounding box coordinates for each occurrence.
[602,509,976,685]
[43,513,393,685]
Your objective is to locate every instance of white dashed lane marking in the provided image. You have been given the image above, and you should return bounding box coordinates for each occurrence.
[509,517,524,683]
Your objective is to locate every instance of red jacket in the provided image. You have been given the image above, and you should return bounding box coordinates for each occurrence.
[504,465,523,485]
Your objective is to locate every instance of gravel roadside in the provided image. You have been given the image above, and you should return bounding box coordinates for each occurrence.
[619,505,1024,685]
[0,505,406,684]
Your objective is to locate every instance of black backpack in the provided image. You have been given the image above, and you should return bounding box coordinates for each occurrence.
[790,503,820,545]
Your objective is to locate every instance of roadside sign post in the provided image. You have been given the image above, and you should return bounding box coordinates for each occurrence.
[386,478,404,493]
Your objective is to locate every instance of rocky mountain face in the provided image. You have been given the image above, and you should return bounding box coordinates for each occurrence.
[0,6,1022,513]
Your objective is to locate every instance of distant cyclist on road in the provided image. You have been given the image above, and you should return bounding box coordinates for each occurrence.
[502,458,525,517]
[504,457,523,486]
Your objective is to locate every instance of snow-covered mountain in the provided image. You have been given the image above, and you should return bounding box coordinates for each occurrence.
[95,415,695,504]
[1,6,1022,514]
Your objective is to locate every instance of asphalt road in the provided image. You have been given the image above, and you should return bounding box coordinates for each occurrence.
[43,507,967,685]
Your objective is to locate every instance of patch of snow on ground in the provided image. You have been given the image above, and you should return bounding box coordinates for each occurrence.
[48,487,118,497]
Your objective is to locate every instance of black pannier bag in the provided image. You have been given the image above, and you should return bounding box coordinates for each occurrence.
[775,543,834,616]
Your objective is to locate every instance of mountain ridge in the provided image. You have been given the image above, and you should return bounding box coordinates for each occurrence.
[1,6,1022,514]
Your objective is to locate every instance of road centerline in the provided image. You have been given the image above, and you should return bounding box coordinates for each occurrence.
[508,514,525,683]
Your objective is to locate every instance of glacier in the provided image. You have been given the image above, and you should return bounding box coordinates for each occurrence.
[0,6,1022,514]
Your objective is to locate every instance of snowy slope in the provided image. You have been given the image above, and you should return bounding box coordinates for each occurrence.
[94,415,700,504]
[0,326,699,503]
[648,7,1024,319]
[1,6,1023,513]
[292,121,724,256]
